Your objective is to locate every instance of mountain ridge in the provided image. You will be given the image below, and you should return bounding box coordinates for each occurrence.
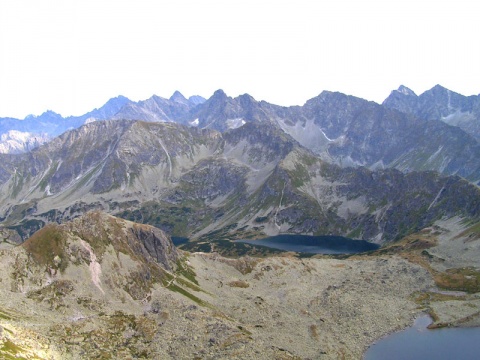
[383,84,480,141]
[1,119,479,245]
[0,92,206,153]
[1,86,479,185]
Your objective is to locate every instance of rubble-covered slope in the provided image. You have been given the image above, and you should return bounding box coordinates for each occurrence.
[1,212,479,359]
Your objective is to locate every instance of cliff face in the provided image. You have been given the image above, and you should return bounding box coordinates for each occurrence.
[17,211,178,308]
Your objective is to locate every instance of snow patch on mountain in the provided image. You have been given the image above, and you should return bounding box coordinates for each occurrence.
[395,85,416,96]
[0,130,50,154]
[440,110,475,127]
[276,118,332,155]
[84,117,97,125]
[226,118,246,129]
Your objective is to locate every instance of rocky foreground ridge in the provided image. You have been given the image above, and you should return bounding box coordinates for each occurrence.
[0,212,479,359]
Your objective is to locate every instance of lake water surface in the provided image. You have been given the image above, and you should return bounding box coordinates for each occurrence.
[237,234,379,254]
[171,236,189,246]
[364,315,480,360]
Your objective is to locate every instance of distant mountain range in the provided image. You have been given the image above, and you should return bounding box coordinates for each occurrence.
[383,85,480,141]
[1,85,480,244]
[1,86,479,182]
[0,93,206,152]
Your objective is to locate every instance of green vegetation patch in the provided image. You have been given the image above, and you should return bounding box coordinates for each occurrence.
[176,257,198,285]
[412,291,466,305]
[22,224,68,272]
[455,221,480,242]
[287,163,310,188]
[434,267,480,294]
[180,241,212,253]
[0,338,45,360]
[167,284,210,307]
[180,239,284,258]
[117,202,194,236]
[0,339,27,360]
[0,308,15,321]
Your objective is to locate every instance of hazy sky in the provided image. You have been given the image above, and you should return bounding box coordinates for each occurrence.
[0,0,478,118]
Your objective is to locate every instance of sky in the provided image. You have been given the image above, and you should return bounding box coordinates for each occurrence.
[0,0,479,119]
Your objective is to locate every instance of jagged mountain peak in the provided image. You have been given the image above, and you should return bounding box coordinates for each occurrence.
[396,85,417,96]
[81,95,132,121]
[382,86,418,110]
[169,90,188,104]
[212,89,229,99]
[238,93,263,108]
[317,90,345,98]
[112,92,196,123]
[148,94,168,102]
[428,84,450,94]
[305,90,370,109]
[383,84,480,141]
[99,94,129,104]
[188,90,271,131]
[188,95,206,105]
[101,94,131,106]
[235,93,255,100]
[314,90,365,103]
[28,110,63,120]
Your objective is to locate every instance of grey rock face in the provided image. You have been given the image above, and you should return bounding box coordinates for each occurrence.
[129,223,178,271]
[182,89,480,182]
[113,91,205,123]
[383,85,480,141]
[61,211,179,271]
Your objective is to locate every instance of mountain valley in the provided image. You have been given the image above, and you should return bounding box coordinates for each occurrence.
[0,86,479,359]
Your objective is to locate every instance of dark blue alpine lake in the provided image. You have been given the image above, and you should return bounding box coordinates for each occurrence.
[237,234,379,254]
[171,236,189,246]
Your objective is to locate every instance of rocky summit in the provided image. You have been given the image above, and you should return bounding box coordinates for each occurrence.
[383,84,480,142]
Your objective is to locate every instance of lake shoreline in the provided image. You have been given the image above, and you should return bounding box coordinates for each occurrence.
[364,313,480,359]
[236,234,380,254]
